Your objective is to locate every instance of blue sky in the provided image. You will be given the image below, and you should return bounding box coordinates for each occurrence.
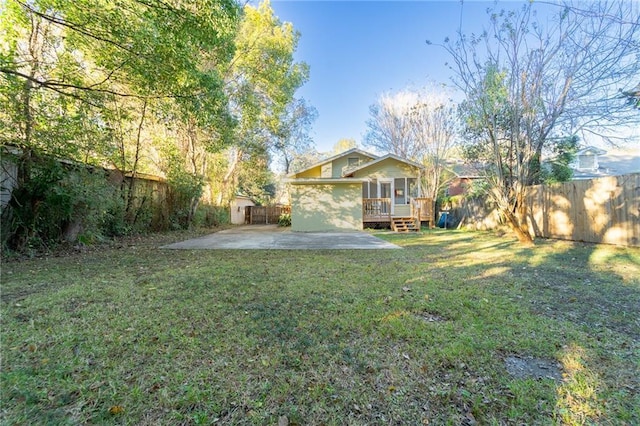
[270,0,529,153]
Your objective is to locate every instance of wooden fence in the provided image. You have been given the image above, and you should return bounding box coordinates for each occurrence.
[452,173,640,247]
[245,205,290,225]
[526,173,639,247]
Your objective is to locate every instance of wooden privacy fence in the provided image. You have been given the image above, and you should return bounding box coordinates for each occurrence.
[245,205,290,225]
[453,173,639,247]
[526,173,639,247]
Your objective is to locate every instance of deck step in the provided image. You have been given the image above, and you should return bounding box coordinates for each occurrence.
[391,217,419,232]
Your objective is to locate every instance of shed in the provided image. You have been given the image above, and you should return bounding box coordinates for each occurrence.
[230,196,255,225]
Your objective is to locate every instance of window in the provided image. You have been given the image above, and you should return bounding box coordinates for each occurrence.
[362,180,378,198]
[389,178,418,204]
[578,155,596,170]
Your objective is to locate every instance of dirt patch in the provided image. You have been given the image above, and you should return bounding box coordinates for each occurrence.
[504,355,563,382]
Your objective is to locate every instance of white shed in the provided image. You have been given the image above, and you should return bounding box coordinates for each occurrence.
[229,196,256,225]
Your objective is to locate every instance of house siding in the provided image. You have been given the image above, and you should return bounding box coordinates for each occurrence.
[290,183,362,231]
[394,205,410,216]
[352,158,416,180]
[332,153,375,177]
[296,165,322,179]
[354,158,419,217]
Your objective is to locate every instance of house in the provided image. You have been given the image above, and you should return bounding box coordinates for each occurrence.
[229,195,256,225]
[444,161,486,196]
[569,146,607,178]
[285,148,433,232]
[569,146,640,180]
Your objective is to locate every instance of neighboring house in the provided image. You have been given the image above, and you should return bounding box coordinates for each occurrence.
[569,146,606,178]
[445,161,485,196]
[285,148,432,232]
[570,146,640,180]
[229,195,256,225]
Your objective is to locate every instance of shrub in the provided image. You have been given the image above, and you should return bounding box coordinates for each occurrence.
[1,157,121,251]
[194,204,229,228]
[278,213,291,227]
[166,172,203,230]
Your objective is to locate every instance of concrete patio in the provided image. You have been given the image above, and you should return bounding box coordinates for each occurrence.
[160,225,401,250]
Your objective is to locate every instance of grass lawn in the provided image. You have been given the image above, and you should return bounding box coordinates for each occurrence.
[1,229,638,425]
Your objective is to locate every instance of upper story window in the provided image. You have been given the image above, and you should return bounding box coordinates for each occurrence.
[578,155,596,170]
[348,157,360,167]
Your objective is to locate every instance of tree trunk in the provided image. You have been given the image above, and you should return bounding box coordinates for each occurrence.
[216,148,242,206]
[125,98,147,222]
[500,206,534,246]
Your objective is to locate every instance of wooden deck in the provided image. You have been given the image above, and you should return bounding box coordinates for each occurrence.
[363,197,434,228]
[411,197,434,227]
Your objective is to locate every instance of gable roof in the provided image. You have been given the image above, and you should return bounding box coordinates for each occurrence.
[287,148,378,177]
[342,153,424,177]
[576,146,607,156]
[445,161,487,179]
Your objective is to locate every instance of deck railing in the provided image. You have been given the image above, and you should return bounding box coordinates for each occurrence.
[363,198,391,221]
[410,197,434,227]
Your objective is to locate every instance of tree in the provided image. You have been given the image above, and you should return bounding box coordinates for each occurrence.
[364,89,458,200]
[408,92,458,200]
[214,0,309,205]
[621,83,640,109]
[272,98,318,174]
[1,0,241,221]
[332,138,358,154]
[364,92,418,159]
[541,136,580,184]
[1,0,311,247]
[433,1,640,244]
[1,0,239,102]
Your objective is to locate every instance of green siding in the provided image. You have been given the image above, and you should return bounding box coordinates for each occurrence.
[394,205,410,216]
[332,153,375,178]
[291,183,363,231]
[352,158,417,179]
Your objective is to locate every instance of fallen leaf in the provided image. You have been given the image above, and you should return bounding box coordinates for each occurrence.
[109,405,124,415]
